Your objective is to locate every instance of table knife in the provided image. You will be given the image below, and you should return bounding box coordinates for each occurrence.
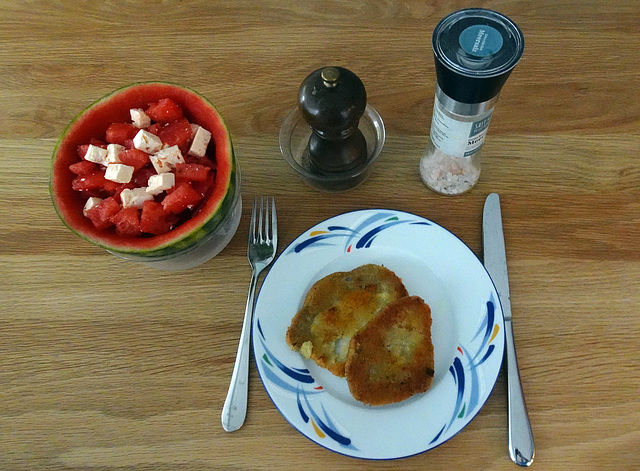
[483,193,535,467]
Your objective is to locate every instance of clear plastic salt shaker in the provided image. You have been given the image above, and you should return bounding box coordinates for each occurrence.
[420,9,525,195]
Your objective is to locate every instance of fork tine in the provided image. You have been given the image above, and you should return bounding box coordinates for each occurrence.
[249,196,257,243]
[261,197,267,242]
[258,196,265,242]
[264,196,272,242]
[249,196,276,245]
[270,197,277,245]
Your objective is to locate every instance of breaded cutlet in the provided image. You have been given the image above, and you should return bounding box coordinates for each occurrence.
[285,264,408,377]
[345,296,434,406]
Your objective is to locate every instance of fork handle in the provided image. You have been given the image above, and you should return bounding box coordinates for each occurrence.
[221,271,259,432]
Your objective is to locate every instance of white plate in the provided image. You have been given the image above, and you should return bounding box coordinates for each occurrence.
[252,209,504,460]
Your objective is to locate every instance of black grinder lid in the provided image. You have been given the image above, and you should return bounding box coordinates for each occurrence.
[432,8,525,104]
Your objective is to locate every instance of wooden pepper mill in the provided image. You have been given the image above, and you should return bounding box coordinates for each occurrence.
[298,66,368,174]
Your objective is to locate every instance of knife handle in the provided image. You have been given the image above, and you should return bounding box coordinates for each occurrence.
[505,319,535,466]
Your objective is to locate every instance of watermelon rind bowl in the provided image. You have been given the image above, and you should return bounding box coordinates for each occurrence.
[50,82,241,270]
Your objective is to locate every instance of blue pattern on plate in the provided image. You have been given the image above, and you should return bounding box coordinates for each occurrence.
[289,212,430,254]
[257,320,355,450]
[430,296,500,444]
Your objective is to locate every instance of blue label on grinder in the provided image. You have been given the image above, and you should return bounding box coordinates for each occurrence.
[459,25,503,57]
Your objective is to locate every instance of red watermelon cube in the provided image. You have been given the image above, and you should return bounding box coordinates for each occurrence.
[161,182,203,214]
[146,98,183,123]
[158,118,192,148]
[111,207,141,236]
[140,200,173,235]
[119,148,150,171]
[175,163,210,182]
[85,196,120,230]
[106,123,139,145]
[69,160,98,175]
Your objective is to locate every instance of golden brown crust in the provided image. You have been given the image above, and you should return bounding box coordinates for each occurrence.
[345,296,435,406]
[285,264,408,377]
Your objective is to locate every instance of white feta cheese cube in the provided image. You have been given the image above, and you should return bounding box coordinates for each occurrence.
[188,125,212,158]
[120,187,154,209]
[83,197,103,216]
[130,108,151,128]
[150,145,185,174]
[133,129,162,154]
[84,144,108,166]
[106,143,125,164]
[104,163,134,183]
[146,172,175,195]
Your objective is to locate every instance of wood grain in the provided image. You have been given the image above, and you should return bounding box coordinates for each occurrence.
[1,0,639,469]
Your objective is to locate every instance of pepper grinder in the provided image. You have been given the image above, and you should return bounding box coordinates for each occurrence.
[298,66,368,174]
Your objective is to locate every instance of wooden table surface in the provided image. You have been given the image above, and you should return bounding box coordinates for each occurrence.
[1,1,639,469]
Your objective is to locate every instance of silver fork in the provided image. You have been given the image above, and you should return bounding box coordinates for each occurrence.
[222,196,277,432]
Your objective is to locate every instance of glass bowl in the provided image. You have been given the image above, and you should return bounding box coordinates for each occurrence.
[111,170,242,271]
[279,104,385,192]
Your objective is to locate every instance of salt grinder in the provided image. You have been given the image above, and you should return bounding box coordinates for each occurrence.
[420,9,524,196]
[298,66,368,174]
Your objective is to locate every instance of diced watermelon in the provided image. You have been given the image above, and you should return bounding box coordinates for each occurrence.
[191,172,215,203]
[71,170,120,194]
[111,207,141,236]
[146,98,183,123]
[175,163,210,182]
[71,171,108,192]
[85,196,120,230]
[77,144,90,159]
[119,148,150,171]
[140,200,173,235]
[106,123,139,145]
[147,123,163,135]
[69,160,98,175]
[158,118,192,148]
[161,181,202,214]
[103,178,120,193]
[90,138,107,148]
[132,167,157,187]
[186,155,217,169]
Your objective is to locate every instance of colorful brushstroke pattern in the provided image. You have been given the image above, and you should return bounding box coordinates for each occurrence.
[288,212,430,255]
[257,319,356,450]
[430,293,501,445]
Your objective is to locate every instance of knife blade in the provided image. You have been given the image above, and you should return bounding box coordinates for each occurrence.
[483,193,535,467]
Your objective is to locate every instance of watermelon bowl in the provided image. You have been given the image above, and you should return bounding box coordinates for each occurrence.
[50,82,242,270]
